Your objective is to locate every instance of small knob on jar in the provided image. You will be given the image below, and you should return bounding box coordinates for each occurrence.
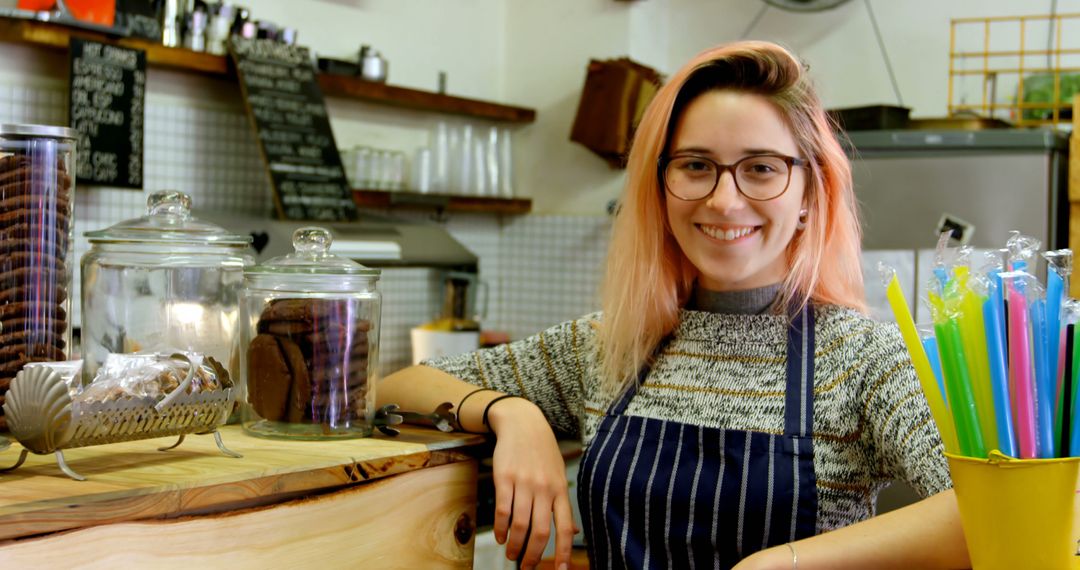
[147,191,192,219]
[293,226,333,255]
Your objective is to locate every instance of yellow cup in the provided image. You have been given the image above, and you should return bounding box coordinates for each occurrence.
[946,452,1080,570]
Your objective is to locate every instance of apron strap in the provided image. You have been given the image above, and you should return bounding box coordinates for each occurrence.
[607,353,652,416]
[783,304,815,438]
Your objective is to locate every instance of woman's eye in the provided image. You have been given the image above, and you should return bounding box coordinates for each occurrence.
[741,159,784,177]
[677,159,713,173]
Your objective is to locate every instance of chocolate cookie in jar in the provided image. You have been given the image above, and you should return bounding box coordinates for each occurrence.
[241,227,381,439]
[0,124,77,430]
[80,191,255,384]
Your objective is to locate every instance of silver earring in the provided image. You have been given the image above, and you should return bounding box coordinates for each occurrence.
[796,209,808,230]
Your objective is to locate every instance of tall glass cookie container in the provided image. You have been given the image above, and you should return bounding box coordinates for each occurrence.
[81,191,254,384]
[241,227,381,439]
[0,124,77,430]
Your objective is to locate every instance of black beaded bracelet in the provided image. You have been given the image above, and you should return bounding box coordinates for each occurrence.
[454,387,495,432]
[482,394,527,432]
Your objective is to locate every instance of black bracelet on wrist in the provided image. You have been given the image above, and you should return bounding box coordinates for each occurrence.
[455,387,495,432]
[482,394,527,433]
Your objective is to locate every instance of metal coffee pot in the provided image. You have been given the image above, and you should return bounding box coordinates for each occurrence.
[359,45,388,83]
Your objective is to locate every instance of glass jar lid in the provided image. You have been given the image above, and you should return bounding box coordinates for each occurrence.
[251,227,380,276]
[0,123,78,140]
[86,190,252,246]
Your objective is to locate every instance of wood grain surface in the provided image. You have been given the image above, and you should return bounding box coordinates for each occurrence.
[0,425,483,542]
[0,460,478,568]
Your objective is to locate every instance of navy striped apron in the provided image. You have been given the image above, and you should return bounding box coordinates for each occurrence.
[577,305,818,569]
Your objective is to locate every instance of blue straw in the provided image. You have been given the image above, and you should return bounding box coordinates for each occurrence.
[1030,299,1057,458]
[1046,269,1064,450]
[984,270,1018,457]
[921,335,948,406]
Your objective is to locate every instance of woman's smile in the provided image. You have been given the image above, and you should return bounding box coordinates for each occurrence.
[697,223,759,243]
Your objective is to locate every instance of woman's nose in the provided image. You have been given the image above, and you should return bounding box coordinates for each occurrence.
[704,170,745,213]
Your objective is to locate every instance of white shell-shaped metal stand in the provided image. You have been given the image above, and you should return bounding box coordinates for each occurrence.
[0,356,242,481]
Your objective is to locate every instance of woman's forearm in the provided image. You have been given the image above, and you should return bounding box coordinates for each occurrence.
[741,489,969,569]
[378,365,506,432]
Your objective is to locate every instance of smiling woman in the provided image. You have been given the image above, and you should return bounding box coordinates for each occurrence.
[378,41,972,570]
[662,90,809,292]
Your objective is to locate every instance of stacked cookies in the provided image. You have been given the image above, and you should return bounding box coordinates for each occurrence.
[247,298,370,426]
[0,154,72,430]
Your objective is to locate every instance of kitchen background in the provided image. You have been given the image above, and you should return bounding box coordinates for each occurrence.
[0,0,1075,374]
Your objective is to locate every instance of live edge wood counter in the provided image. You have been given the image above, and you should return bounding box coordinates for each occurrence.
[0,425,486,568]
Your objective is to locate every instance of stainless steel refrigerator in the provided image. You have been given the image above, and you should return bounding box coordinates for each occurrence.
[847,129,1069,251]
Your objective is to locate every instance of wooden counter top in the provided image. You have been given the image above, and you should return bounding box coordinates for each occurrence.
[0,425,485,543]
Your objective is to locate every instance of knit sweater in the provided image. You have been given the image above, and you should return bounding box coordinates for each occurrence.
[424,304,952,532]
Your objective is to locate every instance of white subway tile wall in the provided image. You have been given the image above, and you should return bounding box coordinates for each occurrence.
[0,82,611,376]
[497,215,611,340]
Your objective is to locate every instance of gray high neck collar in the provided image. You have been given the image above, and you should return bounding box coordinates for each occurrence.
[688,282,783,315]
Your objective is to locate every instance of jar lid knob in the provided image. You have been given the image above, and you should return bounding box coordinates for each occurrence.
[293,226,332,255]
[147,191,192,219]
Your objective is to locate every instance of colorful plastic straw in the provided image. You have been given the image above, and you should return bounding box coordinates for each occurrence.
[1072,320,1080,457]
[1061,322,1074,456]
[1003,272,1039,459]
[1029,297,1056,458]
[879,264,959,454]
[931,290,986,458]
[982,269,1018,457]
[918,324,947,404]
[954,267,999,453]
[1044,249,1071,455]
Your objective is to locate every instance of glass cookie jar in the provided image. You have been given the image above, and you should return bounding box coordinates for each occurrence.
[241,227,381,439]
[0,124,77,390]
[80,191,255,384]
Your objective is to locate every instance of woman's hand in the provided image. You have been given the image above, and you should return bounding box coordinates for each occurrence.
[487,397,578,570]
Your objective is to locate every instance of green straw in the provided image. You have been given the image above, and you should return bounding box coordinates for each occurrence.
[931,289,987,458]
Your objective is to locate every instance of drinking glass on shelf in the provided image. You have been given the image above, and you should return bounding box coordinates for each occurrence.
[390,151,407,191]
[485,127,500,197]
[472,138,488,196]
[497,128,514,198]
[354,146,372,189]
[340,147,357,187]
[432,121,450,193]
[413,148,433,194]
[455,125,474,196]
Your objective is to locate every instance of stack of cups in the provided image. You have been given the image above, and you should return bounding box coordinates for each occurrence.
[427,121,513,197]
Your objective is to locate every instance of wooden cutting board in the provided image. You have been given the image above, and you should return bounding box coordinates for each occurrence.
[0,424,484,542]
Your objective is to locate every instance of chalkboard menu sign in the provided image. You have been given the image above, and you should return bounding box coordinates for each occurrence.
[68,38,145,189]
[229,38,357,221]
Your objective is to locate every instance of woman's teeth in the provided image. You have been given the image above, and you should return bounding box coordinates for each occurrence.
[700,225,754,241]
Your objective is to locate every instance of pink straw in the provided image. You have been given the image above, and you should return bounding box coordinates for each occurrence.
[1007,286,1038,458]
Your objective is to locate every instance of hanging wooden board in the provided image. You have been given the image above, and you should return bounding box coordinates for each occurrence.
[229,37,357,221]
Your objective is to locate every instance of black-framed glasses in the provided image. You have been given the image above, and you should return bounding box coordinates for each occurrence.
[659,154,809,202]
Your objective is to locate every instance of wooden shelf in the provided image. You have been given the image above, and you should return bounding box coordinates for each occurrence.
[317,74,535,123]
[353,189,532,215]
[0,16,228,74]
[0,16,536,123]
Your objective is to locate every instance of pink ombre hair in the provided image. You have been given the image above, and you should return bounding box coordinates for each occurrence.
[598,41,866,395]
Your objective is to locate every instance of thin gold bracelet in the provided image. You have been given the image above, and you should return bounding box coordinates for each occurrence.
[786,542,798,570]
